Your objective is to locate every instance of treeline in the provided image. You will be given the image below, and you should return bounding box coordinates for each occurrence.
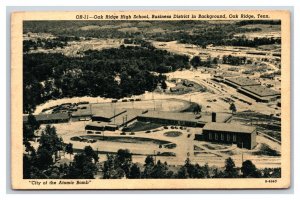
[222,55,247,66]
[23,36,81,52]
[23,46,189,113]
[235,20,281,26]
[180,34,280,48]
[222,37,281,47]
[190,55,248,67]
[190,56,219,68]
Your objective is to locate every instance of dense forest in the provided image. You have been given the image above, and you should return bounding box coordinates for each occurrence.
[23,46,189,113]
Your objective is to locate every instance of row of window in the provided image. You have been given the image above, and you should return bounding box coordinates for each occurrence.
[208,132,236,142]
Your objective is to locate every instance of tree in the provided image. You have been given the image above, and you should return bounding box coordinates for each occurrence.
[102,149,132,179]
[36,147,53,170]
[23,114,40,140]
[161,81,167,90]
[177,166,189,178]
[116,149,132,177]
[193,104,202,114]
[229,103,237,113]
[103,154,126,179]
[65,143,74,159]
[24,140,35,155]
[66,152,98,179]
[184,158,195,178]
[144,155,154,166]
[190,56,201,67]
[38,125,63,159]
[261,168,281,178]
[27,113,40,130]
[203,163,211,178]
[241,160,261,178]
[149,160,172,178]
[128,164,141,179]
[224,157,238,178]
[212,168,225,178]
[84,146,99,163]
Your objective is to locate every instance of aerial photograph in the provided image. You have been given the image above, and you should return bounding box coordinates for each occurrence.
[22,19,282,179]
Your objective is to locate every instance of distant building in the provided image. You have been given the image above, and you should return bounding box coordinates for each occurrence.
[238,85,281,103]
[71,104,93,121]
[223,76,281,102]
[198,122,257,149]
[85,121,118,132]
[85,109,146,132]
[224,77,260,88]
[170,86,185,92]
[137,111,232,127]
[23,113,70,124]
[212,72,239,82]
[92,109,126,122]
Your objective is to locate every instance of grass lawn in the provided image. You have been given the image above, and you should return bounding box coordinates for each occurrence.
[164,131,182,137]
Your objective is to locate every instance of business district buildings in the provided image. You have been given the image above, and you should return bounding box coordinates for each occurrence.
[24,100,257,149]
[213,75,281,102]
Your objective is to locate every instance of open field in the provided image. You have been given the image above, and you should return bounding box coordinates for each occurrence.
[28,38,123,57]
[234,24,281,39]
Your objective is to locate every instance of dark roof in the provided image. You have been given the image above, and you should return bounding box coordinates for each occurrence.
[92,108,126,119]
[138,111,231,124]
[241,85,281,97]
[214,72,239,78]
[203,122,256,134]
[225,77,260,86]
[23,113,70,122]
[111,109,147,126]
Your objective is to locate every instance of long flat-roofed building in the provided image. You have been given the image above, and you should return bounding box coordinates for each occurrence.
[85,121,118,132]
[224,76,281,102]
[212,72,239,82]
[23,113,70,124]
[199,122,257,149]
[92,108,126,122]
[238,85,281,102]
[137,111,232,127]
[224,77,260,88]
[85,109,147,132]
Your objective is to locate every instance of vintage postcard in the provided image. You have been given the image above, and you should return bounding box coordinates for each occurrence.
[11,10,291,189]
